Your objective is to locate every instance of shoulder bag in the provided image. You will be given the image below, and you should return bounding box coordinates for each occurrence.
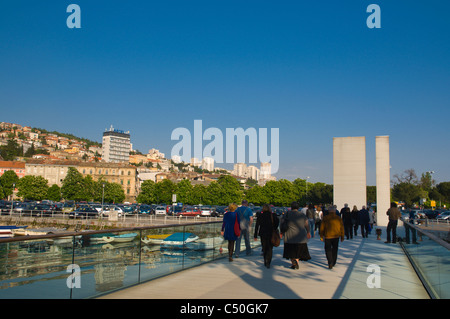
[234,212,241,237]
[270,213,280,247]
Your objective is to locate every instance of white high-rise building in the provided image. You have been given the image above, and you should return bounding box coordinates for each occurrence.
[233,163,247,177]
[102,125,131,163]
[247,165,260,181]
[202,157,214,171]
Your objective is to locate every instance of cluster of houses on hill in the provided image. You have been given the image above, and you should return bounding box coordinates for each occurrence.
[0,122,276,203]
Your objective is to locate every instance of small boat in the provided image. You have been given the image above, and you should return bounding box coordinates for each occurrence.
[82,232,116,244]
[160,232,199,250]
[185,236,224,251]
[141,234,172,245]
[102,233,137,243]
[12,227,64,236]
[0,225,28,238]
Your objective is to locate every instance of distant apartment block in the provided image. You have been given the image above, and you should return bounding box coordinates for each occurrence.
[102,126,131,163]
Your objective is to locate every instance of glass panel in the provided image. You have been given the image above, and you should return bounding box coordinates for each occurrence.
[400,221,450,299]
[0,221,261,299]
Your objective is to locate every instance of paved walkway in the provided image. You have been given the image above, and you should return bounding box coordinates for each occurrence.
[99,226,429,299]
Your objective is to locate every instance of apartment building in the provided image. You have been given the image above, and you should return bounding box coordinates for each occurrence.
[102,126,131,163]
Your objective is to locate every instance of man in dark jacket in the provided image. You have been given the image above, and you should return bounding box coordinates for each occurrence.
[385,202,402,243]
[359,206,370,238]
[341,204,353,239]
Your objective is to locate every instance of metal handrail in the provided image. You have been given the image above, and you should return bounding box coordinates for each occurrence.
[0,220,223,244]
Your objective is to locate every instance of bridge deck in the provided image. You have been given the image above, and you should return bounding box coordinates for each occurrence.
[99,226,429,299]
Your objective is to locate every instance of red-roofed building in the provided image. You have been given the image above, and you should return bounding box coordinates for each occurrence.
[0,161,26,178]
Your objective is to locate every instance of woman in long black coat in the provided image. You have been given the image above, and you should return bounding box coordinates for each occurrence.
[254,204,279,268]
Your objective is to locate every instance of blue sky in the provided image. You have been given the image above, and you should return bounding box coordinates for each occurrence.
[1,1,449,185]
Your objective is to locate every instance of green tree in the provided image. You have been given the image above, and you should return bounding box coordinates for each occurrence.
[176,179,193,204]
[366,186,376,204]
[0,139,23,160]
[136,180,157,204]
[392,182,422,208]
[154,179,176,204]
[245,185,267,205]
[436,182,450,203]
[61,167,86,201]
[217,175,244,205]
[0,170,20,199]
[47,184,62,201]
[308,182,333,205]
[191,184,207,205]
[17,175,49,201]
[104,182,125,203]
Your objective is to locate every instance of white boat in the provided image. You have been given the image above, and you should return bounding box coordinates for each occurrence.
[141,234,172,245]
[185,236,224,251]
[102,233,137,243]
[1,225,28,238]
[160,232,199,250]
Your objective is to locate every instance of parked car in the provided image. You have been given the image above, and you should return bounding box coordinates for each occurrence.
[155,206,167,216]
[101,206,123,218]
[436,211,450,220]
[178,206,201,217]
[138,204,154,214]
[200,206,218,217]
[423,209,439,219]
[20,204,54,217]
[69,207,99,219]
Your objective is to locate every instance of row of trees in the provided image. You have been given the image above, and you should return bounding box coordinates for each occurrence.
[2,166,450,208]
[137,176,333,207]
[391,169,450,208]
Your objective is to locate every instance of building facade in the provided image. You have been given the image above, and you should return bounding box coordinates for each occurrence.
[0,161,26,178]
[77,162,137,202]
[25,160,78,186]
[102,126,131,163]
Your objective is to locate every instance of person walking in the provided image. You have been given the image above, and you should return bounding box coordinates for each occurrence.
[234,200,254,257]
[314,206,323,236]
[368,206,375,234]
[320,206,345,269]
[281,201,311,269]
[221,203,240,262]
[306,204,316,238]
[254,204,279,268]
[385,202,402,243]
[341,204,353,239]
[351,205,360,236]
[405,208,418,244]
[359,205,370,238]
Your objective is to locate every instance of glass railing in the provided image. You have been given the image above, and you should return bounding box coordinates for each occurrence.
[0,221,261,299]
[398,219,450,299]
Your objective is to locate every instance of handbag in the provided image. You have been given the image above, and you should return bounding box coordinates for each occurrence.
[234,212,241,237]
[270,213,280,247]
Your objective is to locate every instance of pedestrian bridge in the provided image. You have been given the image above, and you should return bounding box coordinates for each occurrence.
[0,220,448,300]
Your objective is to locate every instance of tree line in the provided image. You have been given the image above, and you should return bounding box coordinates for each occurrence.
[2,166,449,209]
[137,176,333,207]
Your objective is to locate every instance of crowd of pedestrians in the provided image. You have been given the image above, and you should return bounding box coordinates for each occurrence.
[222,200,382,270]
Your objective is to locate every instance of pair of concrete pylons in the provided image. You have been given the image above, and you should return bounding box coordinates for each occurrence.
[333,136,390,227]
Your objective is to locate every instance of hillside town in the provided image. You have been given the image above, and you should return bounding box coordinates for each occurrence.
[0,122,276,202]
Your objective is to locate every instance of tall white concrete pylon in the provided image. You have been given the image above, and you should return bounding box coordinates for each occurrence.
[333,137,367,211]
[375,136,390,227]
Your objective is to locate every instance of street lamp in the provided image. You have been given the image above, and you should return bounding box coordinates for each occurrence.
[10,183,15,215]
[101,183,105,219]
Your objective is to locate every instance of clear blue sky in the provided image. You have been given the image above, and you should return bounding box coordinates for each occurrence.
[1,1,449,185]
